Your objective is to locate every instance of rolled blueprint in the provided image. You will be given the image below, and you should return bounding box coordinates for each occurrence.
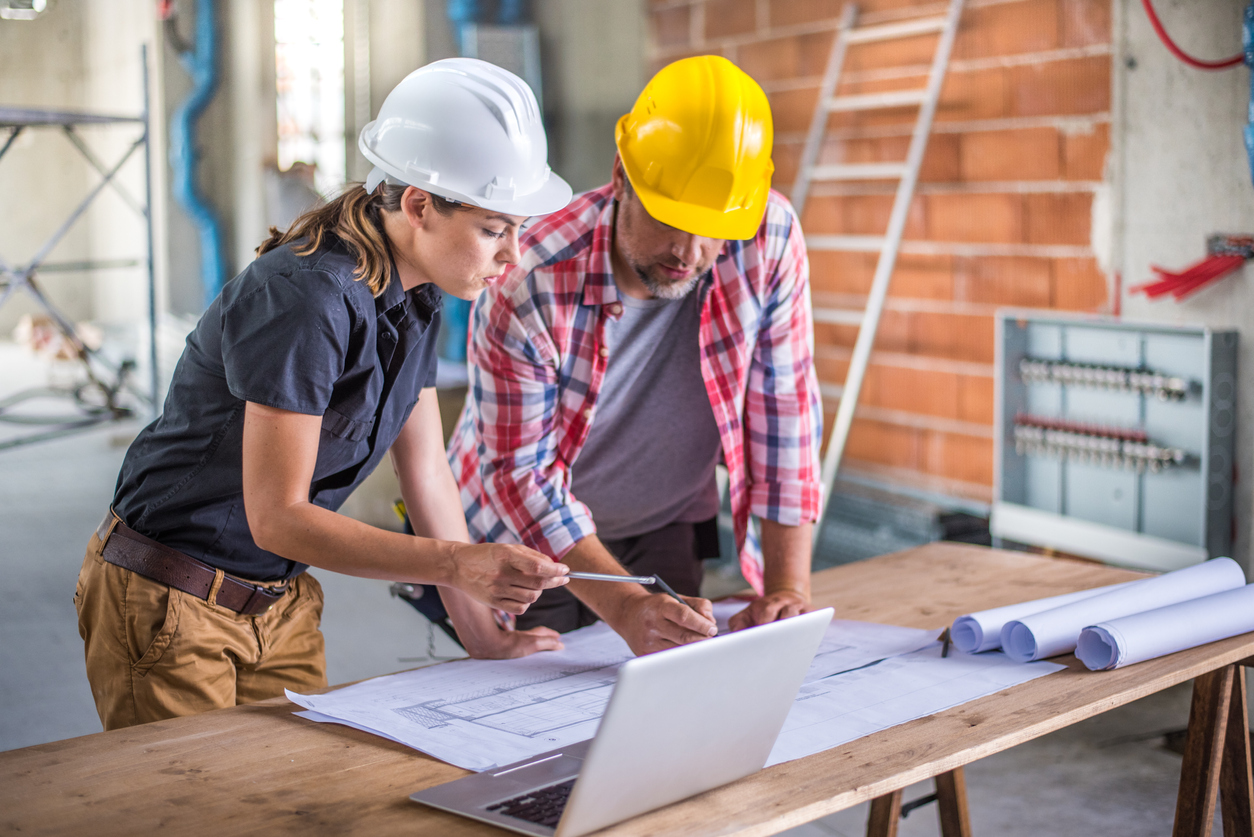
[1001,557,1246,663]
[950,581,1135,654]
[1076,584,1254,671]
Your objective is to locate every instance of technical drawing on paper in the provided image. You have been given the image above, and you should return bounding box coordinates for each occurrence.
[393,662,621,738]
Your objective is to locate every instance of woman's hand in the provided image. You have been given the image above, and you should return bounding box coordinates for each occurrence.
[449,542,570,614]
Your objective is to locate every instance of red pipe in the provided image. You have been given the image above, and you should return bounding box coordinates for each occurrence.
[1141,0,1243,70]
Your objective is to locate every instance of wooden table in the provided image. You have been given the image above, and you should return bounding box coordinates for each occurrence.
[3,543,1252,836]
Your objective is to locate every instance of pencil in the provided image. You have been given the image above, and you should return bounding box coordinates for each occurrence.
[652,575,700,613]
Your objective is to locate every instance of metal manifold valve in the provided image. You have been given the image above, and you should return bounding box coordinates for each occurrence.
[1012,415,1190,474]
[1018,358,1191,401]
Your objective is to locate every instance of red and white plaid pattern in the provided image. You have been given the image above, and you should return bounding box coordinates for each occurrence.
[447,185,823,592]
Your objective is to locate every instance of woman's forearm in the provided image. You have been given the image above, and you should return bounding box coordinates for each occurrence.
[249,498,459,583]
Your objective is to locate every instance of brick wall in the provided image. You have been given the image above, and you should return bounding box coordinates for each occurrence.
[648,0,1112,503]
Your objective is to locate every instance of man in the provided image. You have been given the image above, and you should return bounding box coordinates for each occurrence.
[445,55,823,656]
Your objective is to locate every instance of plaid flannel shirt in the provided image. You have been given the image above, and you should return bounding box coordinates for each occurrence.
[447,184,823,592]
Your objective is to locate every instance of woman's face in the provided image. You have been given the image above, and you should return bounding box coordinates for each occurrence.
[390,188,526,301]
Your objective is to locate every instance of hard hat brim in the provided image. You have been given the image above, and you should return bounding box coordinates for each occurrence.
[629,181,769,241]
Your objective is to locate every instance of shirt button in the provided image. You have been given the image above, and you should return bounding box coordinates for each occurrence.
[583,408,594,420]
[599,346,609,358]
[610,304,622,316]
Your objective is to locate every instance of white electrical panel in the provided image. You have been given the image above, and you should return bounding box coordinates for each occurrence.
[992,313,1237,572]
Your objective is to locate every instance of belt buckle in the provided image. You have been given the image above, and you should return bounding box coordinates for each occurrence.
[244,581,288,614]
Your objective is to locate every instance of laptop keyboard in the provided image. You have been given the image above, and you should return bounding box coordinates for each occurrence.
[486,778,577,828]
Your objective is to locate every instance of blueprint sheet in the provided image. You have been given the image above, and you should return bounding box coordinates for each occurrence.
[288,604,1038,771]
[766,644,1065,766]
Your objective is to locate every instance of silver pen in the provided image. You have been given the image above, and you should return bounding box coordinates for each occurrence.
[566,571,657,584]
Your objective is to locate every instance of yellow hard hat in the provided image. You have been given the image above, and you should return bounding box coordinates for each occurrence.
[615,55,774,241]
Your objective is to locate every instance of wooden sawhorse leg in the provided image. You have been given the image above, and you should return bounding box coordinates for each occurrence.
[866,767,972,837]
[1173,664,1254,837]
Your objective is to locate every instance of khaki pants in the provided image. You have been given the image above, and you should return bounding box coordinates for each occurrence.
[75,533,328,730]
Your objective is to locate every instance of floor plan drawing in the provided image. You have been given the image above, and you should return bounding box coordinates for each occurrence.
[393,662,621,737]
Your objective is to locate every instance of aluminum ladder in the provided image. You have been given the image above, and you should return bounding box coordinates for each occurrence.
[793,0,967,538]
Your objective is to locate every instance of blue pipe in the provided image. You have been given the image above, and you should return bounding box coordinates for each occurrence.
[1244,3,1254,187]
[169,0,226,309]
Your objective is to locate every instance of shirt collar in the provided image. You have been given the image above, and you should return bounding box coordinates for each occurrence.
[581,196,621,309]
[375,268,444,321]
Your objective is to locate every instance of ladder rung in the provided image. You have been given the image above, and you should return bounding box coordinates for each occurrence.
[844,16,948,44]
[827,90,928,112]
[810,162,908,181]
[813,307,867,326]
[805,235,885,253]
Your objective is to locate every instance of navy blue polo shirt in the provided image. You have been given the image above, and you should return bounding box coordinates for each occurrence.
[112,236,442,581]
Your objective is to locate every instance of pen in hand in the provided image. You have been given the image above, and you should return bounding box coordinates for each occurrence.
[564,572,702,614]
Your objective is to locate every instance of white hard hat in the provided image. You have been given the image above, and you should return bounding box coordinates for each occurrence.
[359,57,572,217]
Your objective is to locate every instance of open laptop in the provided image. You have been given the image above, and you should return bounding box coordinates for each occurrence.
[411,607,833,837]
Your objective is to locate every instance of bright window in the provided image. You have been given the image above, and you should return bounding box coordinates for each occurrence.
[274,0,345,195]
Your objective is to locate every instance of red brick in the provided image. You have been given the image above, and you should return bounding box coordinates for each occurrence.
[769,0,842,28]
[846,419,922,471]
[830,134,958,182]
[959,128,1061,181]
[1061,0,1112,47]
[739,32,833,83]
[927,193,1023,243]
[1010,56,1111,117]
[1053,257,1108,310]
[1023,192,1092,245]
[801,193,925,237]
[767,86,821,133]
[809,251,877,295]
[953,0,1060,61]
[814,353,849,386]
[809,251,955,300]
[830,73,933,132]
[867,365,961,418]
[890,253,955,299]
[1062,122,1109,179]
[908,311,996,363]
[953,256,1053,306]
[957,374,995,424]
[653,6,693,48]
[705,0,758,40]
[772,140,802,190]
[937,67,1012,123]
[927,433,993,485]
[846,34,938,73]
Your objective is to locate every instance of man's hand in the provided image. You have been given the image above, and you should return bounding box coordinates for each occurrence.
[462,625,566,659]
[728,589,810,632]
[450,543,570,614]
[612,591,718,656]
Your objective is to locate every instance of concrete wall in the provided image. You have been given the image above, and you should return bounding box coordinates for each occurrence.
[534,0,646,193]
[345,0,427,184]
[1112,0,1254,568]
[0,4,159,334]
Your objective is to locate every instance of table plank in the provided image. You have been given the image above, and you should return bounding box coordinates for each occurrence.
[5,543,1243,837]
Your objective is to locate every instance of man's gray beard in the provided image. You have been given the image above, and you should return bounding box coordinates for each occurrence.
[637,266,702,300]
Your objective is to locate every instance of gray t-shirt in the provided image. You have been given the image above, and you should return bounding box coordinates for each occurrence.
[569,287,722,540]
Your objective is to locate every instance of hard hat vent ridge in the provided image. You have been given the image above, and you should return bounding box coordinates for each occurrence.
[615,55,774,240]
[357,57,570,216]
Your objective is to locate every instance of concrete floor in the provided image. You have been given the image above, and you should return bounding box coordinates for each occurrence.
[0,341,1218,836]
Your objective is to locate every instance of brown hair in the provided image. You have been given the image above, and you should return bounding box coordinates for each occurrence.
[256,183,469,297]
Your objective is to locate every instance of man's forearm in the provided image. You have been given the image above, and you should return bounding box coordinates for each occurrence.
[759,518,812,598]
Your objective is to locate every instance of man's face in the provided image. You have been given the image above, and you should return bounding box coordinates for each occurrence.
[611,160,725,300]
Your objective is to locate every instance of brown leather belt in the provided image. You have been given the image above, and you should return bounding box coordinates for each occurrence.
[96,512,289,616]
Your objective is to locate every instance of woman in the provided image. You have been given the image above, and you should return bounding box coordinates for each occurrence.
[75,59,574,730]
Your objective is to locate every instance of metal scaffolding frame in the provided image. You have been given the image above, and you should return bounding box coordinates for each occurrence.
[0,47,157,451]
